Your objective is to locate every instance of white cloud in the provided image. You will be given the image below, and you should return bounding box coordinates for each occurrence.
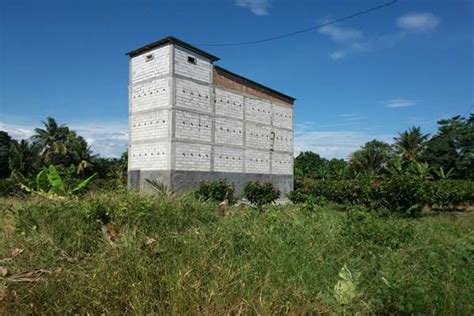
[294,129,394,160]
[318,12,439,60]
[236,0,271,16]
[0,119,128,158]
[319,24,364,43]
[396,13,440,32]
[329,51,346,60]
[383,99,416,108]
[318,23,371,59]
[338,113,365,122]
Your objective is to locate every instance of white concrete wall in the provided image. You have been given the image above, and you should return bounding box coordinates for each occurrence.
[272,103,293,129]
[131,78,170,113]
[174,142,212,171]
[245,98,272,125]
[215,117,243,146]
[129,142,169,170]
[245,149,270,174]
[271,152,293,175]
[174,46,211,83]
[131,45,170,83]
[215,88,244,119]
[273,128,293,152]
[129,42,294,176]
[175,78,212,113]
[246,123,271,150]
[129,44,171,171]
[130,110,169,142]
[175,110,212,142]
[214,146,244,173]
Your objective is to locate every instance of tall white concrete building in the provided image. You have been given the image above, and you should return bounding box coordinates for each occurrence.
[126,36,295,194]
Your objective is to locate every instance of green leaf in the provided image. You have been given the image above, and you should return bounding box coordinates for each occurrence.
[19,183,33,193]
[47,165,65,194]
[71,173,97,194]
[334,265,358,305]
[36,168,49,191]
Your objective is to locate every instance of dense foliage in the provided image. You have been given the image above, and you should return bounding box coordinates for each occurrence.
[295,114,473,181]
[243,181,280,207]
[290,177,474,216]
[0,117,127,183]
[1,192,472,314]
[195,180,235,203]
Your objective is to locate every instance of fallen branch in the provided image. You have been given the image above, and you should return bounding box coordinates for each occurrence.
[5,269,52,283]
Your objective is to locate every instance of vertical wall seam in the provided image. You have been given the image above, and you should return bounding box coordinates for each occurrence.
[169,44,176,172]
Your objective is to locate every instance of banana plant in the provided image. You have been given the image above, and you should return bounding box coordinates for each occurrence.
[20,165,97,199]
[433,167,454,179]
[409,161,431,180]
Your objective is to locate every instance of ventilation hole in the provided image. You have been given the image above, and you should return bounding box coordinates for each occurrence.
[145,54,154,61]
[187,56,197,64]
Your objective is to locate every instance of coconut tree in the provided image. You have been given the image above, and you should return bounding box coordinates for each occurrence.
[32,117,69,165]
[70,136,96,176]
[9,139,41,176]
[350,140,394,175]
[393,126,429,161]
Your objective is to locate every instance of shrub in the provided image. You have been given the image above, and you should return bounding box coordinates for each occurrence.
[293,177,428,217]
[287,189,327,206]
[425,180,474,210]
[0,178,21,197]
[243,181,280,207]
[372,175,426,217]
[195,180,235,203]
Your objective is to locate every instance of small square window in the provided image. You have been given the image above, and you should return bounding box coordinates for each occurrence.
[145,54,154,61]
[187,56,197,64]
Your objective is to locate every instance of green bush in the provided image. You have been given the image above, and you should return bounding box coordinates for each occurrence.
[292,178,411,217]
[292,177,474,215]
[372,175,426,217]
[243,181,280,207]
[0,178,21,197]
[194,180,235,203]
[425,180,474,210]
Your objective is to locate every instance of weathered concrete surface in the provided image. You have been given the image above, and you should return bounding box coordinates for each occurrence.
[128,169,293,195]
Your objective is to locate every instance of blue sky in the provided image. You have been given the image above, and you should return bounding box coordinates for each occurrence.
[0,0,472,158]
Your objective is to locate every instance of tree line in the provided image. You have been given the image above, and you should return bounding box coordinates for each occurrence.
[0,117,127,181]
[295,114,474,181]
[1,114,472,184]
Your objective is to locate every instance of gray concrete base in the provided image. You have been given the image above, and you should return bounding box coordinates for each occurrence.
[128,170,293,195]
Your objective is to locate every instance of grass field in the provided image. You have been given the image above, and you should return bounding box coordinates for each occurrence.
[1,191,473,314]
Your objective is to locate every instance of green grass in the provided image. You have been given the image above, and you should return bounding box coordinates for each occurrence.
[1,191,473,314]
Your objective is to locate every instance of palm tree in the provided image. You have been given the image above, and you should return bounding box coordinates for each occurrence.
[70,137,96,176]
[350,140,393,174]
[393,126,429,161]
[32,117,69,164]
[9,139,41,176]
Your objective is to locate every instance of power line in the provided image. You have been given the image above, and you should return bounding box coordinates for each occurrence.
[192,0,398,47]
